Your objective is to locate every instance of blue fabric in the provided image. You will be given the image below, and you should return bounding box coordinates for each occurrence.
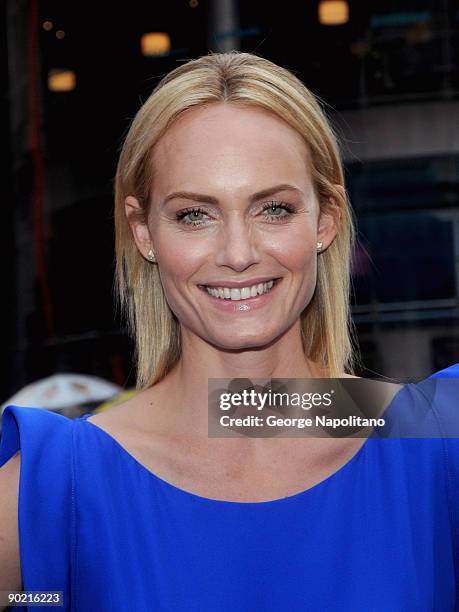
[0,366,458,611]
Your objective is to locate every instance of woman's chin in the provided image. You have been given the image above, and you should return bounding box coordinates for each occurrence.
[204,330,281,351]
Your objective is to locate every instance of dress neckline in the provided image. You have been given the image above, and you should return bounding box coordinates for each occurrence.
[78,412,373,507]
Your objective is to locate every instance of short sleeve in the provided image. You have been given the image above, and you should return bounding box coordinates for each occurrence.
[429,366,459,604]
[0,405,75,611]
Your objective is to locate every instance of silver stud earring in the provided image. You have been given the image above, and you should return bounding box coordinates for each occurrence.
[316,242,323,252]
[147,249,156,262]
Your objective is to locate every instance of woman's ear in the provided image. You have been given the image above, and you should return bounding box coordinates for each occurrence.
[317,184,344,250]
[125,196,153,258]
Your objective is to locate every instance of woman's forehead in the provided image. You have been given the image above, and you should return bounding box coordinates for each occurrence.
[157,103,307,153]
[151,105,312,192]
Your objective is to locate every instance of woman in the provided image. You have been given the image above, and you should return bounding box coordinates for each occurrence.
[0,51,458,611]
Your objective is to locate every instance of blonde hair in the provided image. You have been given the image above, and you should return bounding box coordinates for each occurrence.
[114,51,361,389]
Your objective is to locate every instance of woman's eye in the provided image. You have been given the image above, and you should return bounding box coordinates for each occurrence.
[261,201,295,221]
[176,208,210,226]
[175,201,295,227]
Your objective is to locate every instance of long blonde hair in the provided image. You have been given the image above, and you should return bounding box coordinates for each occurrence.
[114,51,361,389]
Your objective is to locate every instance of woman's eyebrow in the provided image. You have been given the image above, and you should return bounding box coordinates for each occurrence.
[161,184,304,207]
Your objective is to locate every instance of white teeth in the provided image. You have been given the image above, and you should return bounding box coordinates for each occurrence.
[204,279,276,301]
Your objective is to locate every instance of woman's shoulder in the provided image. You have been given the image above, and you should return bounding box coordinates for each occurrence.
[414,365,459,434]
[83,382,178,439]
[83,387,152,433]
[0,404,75,506]
[0,405,74,468]
[374,365,458,436]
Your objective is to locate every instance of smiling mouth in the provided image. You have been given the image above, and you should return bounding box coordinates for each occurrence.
[198,278,282,301]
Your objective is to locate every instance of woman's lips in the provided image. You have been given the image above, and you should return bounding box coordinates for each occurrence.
[197,278,282,312]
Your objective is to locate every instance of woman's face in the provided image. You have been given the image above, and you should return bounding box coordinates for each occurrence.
[126,102,338,350]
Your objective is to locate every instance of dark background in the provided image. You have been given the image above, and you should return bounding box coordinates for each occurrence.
[2,0,459,402]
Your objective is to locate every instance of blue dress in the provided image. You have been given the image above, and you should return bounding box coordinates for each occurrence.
[1,365,458,611]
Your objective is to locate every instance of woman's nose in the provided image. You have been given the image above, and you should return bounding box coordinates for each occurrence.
[213,213,262,272]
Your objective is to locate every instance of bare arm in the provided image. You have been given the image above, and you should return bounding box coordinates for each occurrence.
[0,451,22,611]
